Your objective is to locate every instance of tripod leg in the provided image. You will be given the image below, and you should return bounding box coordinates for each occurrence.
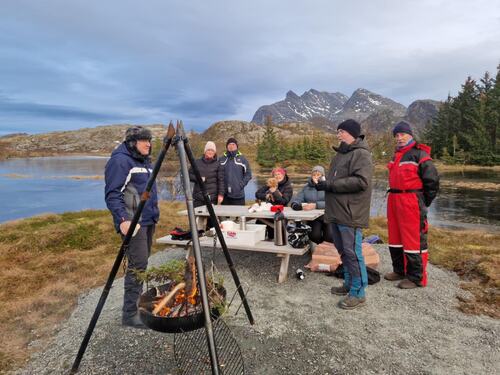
[176,130,220,375]
[182,136,255,325]
[70,124,175,374]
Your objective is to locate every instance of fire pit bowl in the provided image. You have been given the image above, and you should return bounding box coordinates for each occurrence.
[139,281,226,333]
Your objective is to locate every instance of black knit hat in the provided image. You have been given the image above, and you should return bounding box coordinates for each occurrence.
[337,119,361,139]
[226,137,238,148]
[392,121,413,137]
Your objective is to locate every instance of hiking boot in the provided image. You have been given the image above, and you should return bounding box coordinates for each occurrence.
[331,285,349,296]
[338,296,366,310]
[397,279,420,289]
[384,272,405,281]
[122,313,147,329]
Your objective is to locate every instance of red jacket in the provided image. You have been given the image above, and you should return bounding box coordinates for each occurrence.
[387,142,439,207]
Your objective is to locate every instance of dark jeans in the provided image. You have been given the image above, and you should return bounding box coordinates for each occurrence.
[194,199,217,229]
[222,196,245,205]
[122,224,155,318]
[330,223,367,298]
[309,218,333,244]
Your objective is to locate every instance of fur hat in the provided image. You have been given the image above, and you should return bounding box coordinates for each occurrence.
[337,119,361,139]
[392,121,413,137]
[204,141,216,153]
[125,126,152,142]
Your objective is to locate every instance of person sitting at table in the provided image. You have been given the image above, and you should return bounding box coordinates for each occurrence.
[290,165,332,244]
[255,167,293,239]
[255,167,293,206]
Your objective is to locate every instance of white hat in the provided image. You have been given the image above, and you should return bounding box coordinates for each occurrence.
[204,141,216,153]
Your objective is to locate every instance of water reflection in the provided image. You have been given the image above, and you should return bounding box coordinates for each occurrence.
[0,157,498,230]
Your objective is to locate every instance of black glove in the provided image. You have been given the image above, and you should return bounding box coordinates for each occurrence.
[291,202,303,211]
[315,180,327,191]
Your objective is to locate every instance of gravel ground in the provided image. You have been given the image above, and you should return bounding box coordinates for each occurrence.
[15,245,500,375]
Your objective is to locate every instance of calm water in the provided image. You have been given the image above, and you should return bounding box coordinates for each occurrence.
[0,157,498,231]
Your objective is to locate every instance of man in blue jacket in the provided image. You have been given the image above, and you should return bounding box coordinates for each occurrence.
[219,137,252,205]
[105,126,159,328]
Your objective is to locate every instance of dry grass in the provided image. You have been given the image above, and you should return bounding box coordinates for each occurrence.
[0,201,187,372]
[365,217,500,318]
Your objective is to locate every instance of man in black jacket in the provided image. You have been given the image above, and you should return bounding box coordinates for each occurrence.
[219,137,252,205]
[315,119,372,309]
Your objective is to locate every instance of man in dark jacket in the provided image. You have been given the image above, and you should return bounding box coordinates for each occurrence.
[315,119,372,309]
[385,121,439,289]
[219,137,252,205]
[105,126,159,328]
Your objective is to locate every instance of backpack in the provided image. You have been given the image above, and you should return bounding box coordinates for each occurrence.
[329,264,381,285]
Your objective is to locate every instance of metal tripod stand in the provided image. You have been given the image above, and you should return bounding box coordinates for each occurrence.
[71,121,254,374]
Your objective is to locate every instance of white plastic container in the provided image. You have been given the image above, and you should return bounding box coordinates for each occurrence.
[212,224,266,246]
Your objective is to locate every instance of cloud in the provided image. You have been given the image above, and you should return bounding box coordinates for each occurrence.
[0,0,498,134]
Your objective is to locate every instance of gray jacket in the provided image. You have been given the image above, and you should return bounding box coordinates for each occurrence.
[291,178,326,209]
[323,137,372,228]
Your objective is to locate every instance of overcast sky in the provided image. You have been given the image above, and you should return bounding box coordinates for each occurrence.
[0,0,499,135]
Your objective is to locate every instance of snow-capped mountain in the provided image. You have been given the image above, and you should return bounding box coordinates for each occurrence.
[251,89,348,124]
[252,88,406,125]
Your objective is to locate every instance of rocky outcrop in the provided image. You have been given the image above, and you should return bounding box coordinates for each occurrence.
[404,100,442,135]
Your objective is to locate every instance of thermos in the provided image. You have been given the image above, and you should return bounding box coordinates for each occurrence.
[273,211,287,246]
[240,216,247,230]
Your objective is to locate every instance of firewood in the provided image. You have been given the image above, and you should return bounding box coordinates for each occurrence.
[152,282,186,315]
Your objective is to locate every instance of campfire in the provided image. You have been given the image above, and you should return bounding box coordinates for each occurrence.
[137,257,226,332]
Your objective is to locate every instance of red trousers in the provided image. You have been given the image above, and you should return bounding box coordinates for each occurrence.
[387,192,429,286]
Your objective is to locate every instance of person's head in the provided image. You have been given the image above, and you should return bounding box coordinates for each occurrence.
[204,141,216,159]
[311,165,325,180]
[392,121,414,148]
[226,137,238,152]
[125,126,152,156]
[272,167,286,183]
[336,119,361,145]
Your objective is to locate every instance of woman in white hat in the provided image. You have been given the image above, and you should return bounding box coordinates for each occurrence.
[189,141,225,210]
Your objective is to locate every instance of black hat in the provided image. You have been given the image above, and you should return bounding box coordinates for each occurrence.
[125,126,152,142]
[392,121,413,137]
[337,119,361,139]
[226,137,238,148]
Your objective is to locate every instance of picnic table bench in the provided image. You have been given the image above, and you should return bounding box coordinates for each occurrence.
[156,205,324,283]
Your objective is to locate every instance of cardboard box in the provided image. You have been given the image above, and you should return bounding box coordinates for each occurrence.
[306,241,380,272]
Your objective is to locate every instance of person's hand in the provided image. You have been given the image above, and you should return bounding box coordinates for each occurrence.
[217,194,224,205]
[315,180,326,191]
[120,220,131,236]
[303,203,316,211]
[201,176,206,182]
[269,187,277,193]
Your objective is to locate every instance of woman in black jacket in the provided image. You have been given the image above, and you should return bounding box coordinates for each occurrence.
[189,141,225,209]
[255,167,293,239]
[255,167,293,206]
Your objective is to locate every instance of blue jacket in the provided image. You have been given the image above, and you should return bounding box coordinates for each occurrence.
[291,177,326,209]
[219,151,252,199]
[104,143,159,232]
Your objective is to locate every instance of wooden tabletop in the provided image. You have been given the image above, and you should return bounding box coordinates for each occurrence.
[178,205,324,221]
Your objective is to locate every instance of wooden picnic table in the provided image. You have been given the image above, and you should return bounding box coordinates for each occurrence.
[156,205,325,283]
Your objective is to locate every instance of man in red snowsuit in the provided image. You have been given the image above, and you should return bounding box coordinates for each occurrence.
[385,121,439,289]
